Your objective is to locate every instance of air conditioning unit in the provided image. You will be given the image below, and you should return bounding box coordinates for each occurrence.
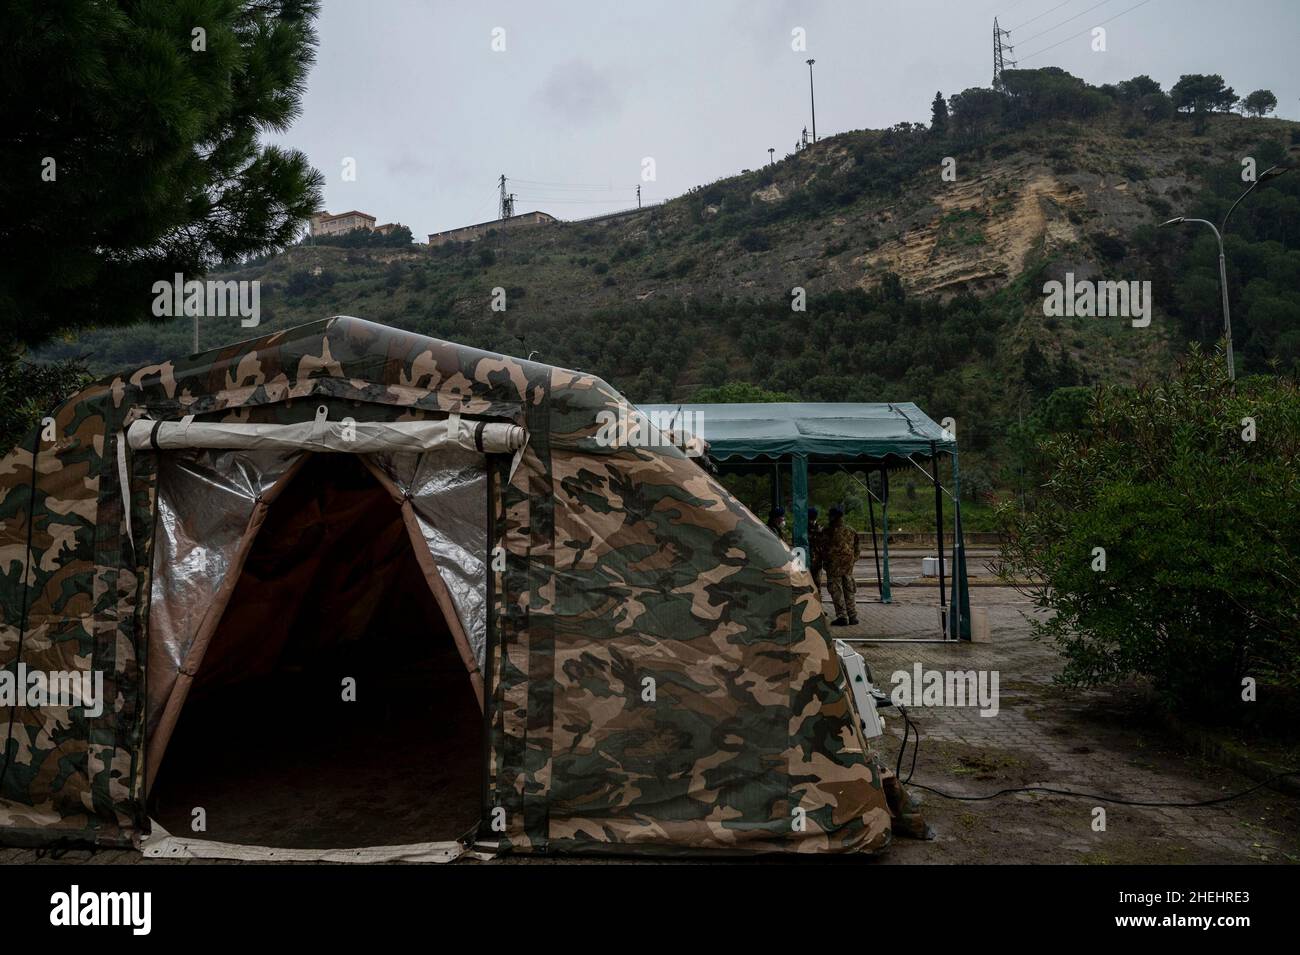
[921,556,947,577]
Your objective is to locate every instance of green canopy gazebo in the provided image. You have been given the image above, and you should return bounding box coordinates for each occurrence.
[639,402,971,640]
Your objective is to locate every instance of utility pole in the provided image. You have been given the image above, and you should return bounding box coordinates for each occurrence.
[767,147,775,166]
[992,18,1015,89]
[805,59,817,143]
[498,173,515,220]
[636,184,641,208]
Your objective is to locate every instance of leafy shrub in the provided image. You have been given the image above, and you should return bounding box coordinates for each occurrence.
[612,242,643,263]
[310,225,413,248]
[1089,232,1128,263]
[0,354,92,456]
[671,256,696,278]
[999,348,1300,714]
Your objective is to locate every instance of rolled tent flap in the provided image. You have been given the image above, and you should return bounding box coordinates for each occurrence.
[127,410,526,456]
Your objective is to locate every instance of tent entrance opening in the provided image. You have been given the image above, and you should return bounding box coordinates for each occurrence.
[148,454,483,849]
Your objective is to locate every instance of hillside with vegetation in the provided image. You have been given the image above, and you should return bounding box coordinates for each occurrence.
[32,68,1300,520]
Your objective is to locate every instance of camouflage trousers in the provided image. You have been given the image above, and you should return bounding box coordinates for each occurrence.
[828,573,857,622]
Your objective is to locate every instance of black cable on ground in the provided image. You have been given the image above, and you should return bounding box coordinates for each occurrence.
[906,772,1300,807]
[889,707,1299,807]
[894,704,919,783]
[894,706,909,778]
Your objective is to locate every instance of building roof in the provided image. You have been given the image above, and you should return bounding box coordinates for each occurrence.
[314,210,376,222]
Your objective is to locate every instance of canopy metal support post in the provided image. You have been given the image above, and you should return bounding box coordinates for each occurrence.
[879,466,893,603]
[949,450,972,640]
[866,476,883,600]
[480,460,498,837]
[791,454,809,558]
[771,463,781,517]
[930,442,946,620]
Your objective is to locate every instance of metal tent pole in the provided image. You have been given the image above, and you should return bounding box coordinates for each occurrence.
[930,442,946,620]
[867,472,883,600]
[792,455,809,558]
[879,466,893,604]
[950,450,971,640]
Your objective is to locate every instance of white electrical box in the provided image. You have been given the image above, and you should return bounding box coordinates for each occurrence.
[835,640,884,740]
[921,556,947,577]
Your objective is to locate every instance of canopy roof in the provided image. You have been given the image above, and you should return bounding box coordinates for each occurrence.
[637,402,955,463]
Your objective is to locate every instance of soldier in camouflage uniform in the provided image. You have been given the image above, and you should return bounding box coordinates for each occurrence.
[826,505,859,626]
[765,505,788,544]
[807,507,829,594]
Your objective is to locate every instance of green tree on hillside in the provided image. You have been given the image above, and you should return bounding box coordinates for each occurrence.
[1242,89,1278,118]
[691,381,793,403]
[1137,92,1176,125]
[1110,75,1174,128]
[1116,74,1163,100]
[949,87,1004,142]
[1000,67,1111,125]
[0,0,324,350]
[1171,74,1238,132]
[930,91,949,136]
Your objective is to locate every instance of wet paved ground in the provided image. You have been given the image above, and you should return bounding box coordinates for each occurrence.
[4,581,1296,865]
[844,586,1299,864]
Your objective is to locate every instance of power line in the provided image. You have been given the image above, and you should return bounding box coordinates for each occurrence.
[478,184,500,220]
[1008,0,1073,32]
[512,189,638,199]
[511,196,640,205]
[1018,0,1155,61]
[1013,0,1116,48]
[510,177,640,191]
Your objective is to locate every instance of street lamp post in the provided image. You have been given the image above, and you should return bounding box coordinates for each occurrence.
[1163,216,1233,379]
[805,59,816,143]
[1161,163,1292,382]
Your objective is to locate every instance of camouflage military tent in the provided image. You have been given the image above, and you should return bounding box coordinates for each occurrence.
[0,316,920,856]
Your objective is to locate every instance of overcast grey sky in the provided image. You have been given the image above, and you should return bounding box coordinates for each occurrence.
[271,0,1300,238]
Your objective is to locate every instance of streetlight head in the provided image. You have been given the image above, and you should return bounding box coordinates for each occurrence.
[1160,217,1185,227]
[806,59,815,66]
[1260,164,1292,181]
